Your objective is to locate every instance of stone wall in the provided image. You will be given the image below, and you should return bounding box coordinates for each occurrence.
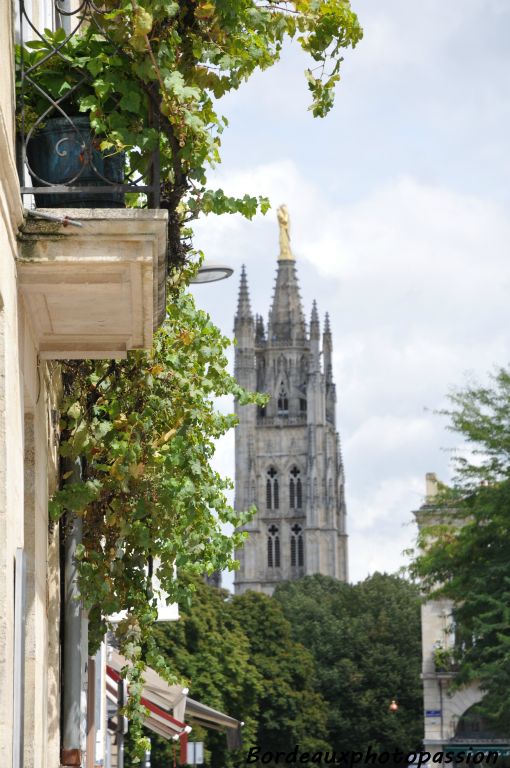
[0,2,62,765]
[415,476,484,750]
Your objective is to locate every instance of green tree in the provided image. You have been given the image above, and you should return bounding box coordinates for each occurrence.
[138,578,262,768]
[410,368,510,728]
[274,574,423,753]
[132,581,329,767]
[229,591,330,756]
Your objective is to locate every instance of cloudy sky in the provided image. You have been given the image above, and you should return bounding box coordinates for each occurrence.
[190,0,510,587]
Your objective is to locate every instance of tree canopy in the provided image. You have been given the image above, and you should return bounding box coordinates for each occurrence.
[140,578,328,768]
[274,574,423,754]
[147,578,261,768]
[136,575,423,766]
[229,590,330,756]
[410,368,510,728]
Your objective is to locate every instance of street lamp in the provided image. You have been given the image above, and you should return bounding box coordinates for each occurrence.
[190,263,234,284]
[389,700,399,712]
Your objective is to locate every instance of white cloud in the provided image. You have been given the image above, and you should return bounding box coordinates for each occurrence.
[348,473,424,582]
[349,474,424,530]
[347,415,436,458]
[349,526,415,582]
[352,0,490,71]
[304,176,510,284]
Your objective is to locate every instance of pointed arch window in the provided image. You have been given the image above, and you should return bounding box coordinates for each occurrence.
[268,524,280,568]
[266,467,279,510]
[277,381,288,415]
[289,466,303,509]
[290,524,304,568]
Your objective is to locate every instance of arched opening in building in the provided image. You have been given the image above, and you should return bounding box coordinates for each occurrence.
[266,467,279,509]
[290,523,304,568]
[289,466,303,509]
[277,381,288,415]
[455,703,509,741]
[267,524,280,568]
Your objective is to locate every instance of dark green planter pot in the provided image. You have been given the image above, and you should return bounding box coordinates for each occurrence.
[26,116,125,208]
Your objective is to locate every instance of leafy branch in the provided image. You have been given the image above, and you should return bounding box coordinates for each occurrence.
[17,1,362,266]
[52,277,267,758]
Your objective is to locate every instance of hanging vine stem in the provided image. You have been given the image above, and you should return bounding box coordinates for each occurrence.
[52,278,267,759]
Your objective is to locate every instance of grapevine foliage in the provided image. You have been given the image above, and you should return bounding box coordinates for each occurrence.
[53,271,266,756]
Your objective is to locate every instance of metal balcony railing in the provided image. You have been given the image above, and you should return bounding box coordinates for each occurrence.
[16,0,160,207]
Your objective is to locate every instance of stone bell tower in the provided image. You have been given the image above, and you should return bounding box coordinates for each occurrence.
[233,206,348,595]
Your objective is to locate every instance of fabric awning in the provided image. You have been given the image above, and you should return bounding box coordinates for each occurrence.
[185,698,243,750]
[106,650,243,750]
[106,667,188,740]
[108,649,187,723]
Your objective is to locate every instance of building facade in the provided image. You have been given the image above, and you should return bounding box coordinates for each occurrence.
[1,3,62,766]
[233,208,348,595]
[414,474,509,758]
[2,3,168,767]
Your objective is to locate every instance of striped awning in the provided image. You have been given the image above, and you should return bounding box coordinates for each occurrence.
[106,661,189,741]
[106,650,243,750]
[185,697,243,749]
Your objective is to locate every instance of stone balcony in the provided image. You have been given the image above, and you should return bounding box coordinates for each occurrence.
[17,209,168,359]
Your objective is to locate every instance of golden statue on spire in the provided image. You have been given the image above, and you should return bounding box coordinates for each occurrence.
[277,204,293,260]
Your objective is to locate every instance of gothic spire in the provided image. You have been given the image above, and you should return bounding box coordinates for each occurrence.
[234,265,253,325]
[309,300,320,371]
[234,264,255,357]
[323,312,333,382]
[267,207,306,344]
[310,300,320,339]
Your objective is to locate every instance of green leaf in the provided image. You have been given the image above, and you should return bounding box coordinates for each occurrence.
[119,90,141,113]
[78,95,98,112]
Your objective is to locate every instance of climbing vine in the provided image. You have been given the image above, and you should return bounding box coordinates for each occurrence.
[52,268,266,756]
[17,0,363,267]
